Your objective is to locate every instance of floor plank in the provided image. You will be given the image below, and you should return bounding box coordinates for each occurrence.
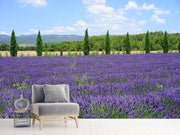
[0,119,180,135]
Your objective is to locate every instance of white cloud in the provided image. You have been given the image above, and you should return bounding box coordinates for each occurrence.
[124,1,156,10]
[23,26,75,35]
[82,0,106,5]
[0,31,11,35]
[151,15,166,24]
[171,30,180,33]
[23,29,39,35]
[86,1,127,22]
[141,3,156,10]
[42,26,75,34]
[69,0,145,35]
[21,0,170,35]
[125,1,138,10]
[123,0,170,25]
[18,0,47,8]
[81,0,146,34]
[124,1,170,15]
[154,9,170,15]
[139,20,147,26]
[87,4,114,15]
[75,20,87,27]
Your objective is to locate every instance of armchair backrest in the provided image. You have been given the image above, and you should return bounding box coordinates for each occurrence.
[32,84,70,103]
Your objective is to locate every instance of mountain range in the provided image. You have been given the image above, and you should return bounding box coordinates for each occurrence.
[0,34,84,45]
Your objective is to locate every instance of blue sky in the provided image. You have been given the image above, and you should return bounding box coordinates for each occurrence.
[0,0,180,36]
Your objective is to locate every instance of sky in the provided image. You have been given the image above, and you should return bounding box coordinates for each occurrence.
[0,0,180,36]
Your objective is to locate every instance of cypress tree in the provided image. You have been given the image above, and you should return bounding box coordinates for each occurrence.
[145,30,150,53]
[83,28,89,55]
[36,30,43,56]
[178,38,180,53]
[60,43,63,56]
[125,32,131,54]
[10,30,18,57]
[163,31,169,53]
[105,30,111,54]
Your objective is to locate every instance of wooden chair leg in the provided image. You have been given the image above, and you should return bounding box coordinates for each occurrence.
[75,116,79,128]
[39,118,43,131]
[64,116,67,124]
[32,117,35,126]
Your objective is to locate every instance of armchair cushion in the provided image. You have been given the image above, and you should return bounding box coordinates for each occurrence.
[32,103,79,116]
[43,84,68,103]
[32,85,45,103]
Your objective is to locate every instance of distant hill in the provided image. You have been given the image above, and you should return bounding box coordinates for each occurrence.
[0,34,84,45]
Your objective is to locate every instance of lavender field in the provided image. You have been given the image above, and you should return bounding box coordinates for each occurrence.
[0,54,180,118]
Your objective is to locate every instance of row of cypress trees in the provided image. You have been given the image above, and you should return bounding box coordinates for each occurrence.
[9,29,180,57]
[9,30,43,57]
[145,31,169,54]
[83,29,112,55]
[83,30,131,55]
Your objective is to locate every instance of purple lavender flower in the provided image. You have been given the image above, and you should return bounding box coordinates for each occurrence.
[0,54,180,118]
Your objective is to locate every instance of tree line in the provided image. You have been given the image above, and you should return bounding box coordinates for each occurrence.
[3,29,180,57]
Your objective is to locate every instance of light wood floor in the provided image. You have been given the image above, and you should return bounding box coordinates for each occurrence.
[1,119,180,135]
